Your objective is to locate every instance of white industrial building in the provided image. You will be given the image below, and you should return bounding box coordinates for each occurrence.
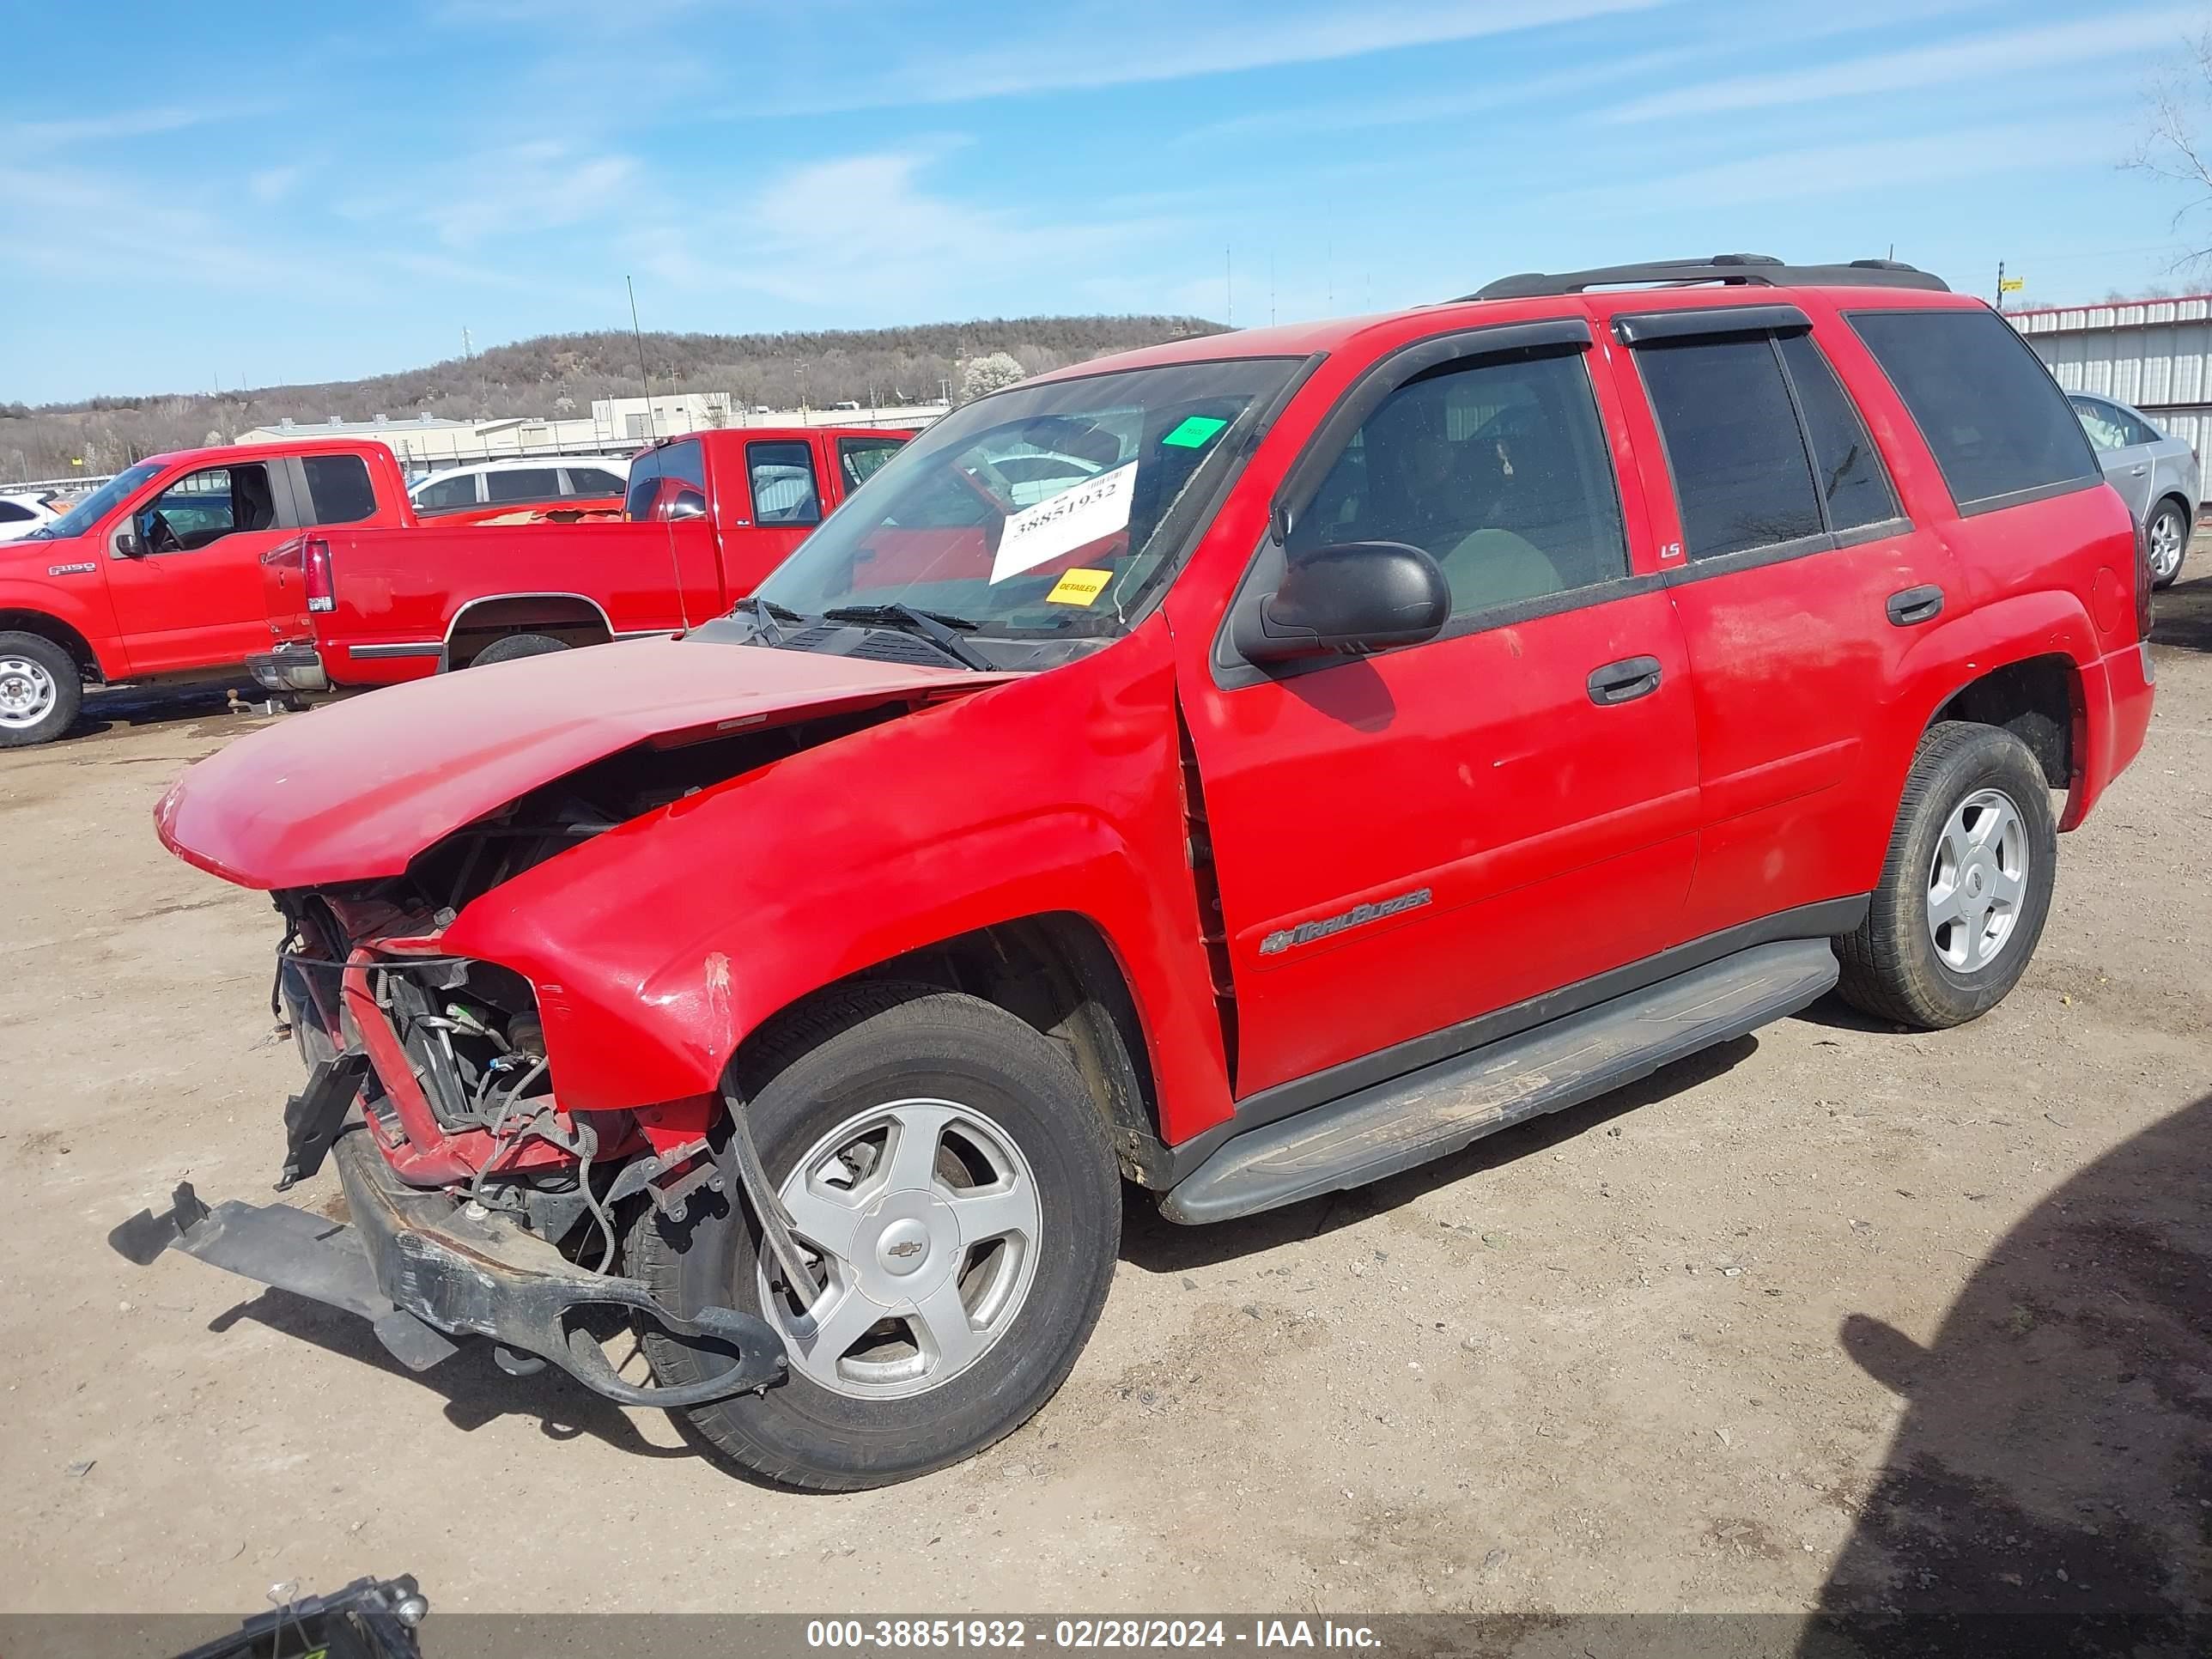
[2012,295,2212,470]
[235,392,941,477]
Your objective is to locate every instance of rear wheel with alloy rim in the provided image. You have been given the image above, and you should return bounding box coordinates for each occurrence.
[630,982,1121,1490]
[1836,721,2057,1029]
[2148,499,2190,589]
[0,631,82,748]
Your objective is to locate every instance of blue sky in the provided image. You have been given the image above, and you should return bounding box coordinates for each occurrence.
[4,0,2209,404]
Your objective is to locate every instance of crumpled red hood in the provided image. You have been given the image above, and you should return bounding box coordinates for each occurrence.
[155,636,1011,890]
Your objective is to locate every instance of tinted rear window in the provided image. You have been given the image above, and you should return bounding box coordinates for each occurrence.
[1849,308,2097,510]
[1777,332,1899,534]
[301,453,378,526]
[1638,335,1823,559]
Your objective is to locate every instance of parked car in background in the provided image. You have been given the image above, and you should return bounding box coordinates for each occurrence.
[0,439,417,745]
[0,489,64,543]
[253,426,911,692]
[409,457,631,522]
[2069,392,2198,588]
[131,256,2154,1490]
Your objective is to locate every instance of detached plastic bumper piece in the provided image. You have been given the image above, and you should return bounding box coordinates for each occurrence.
[110,1129,786,1407]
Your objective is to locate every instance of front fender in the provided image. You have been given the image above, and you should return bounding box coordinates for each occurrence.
[0,571,124,679]
[442,622,1237,1146]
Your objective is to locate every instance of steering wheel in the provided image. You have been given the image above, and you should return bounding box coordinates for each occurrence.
[143,511,183,554]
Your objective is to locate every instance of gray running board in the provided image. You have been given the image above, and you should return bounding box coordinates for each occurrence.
[1160,938,1838,1225]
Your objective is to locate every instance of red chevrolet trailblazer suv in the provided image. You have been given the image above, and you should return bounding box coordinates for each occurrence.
[120,256,2155,1489]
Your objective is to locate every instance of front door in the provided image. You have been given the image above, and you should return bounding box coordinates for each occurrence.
[1176,327,1702,1099]
[728,436,823,593]
[104,459,296,674]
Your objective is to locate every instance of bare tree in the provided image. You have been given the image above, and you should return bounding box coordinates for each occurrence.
[2129,29,2212,266]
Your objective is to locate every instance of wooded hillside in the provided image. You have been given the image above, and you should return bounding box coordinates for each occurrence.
[2,313,1224,480]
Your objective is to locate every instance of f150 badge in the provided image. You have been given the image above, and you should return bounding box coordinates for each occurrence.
[1261,888,1432,956]
[47,562,95,576]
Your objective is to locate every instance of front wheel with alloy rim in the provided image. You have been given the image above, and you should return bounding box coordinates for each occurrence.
[1836,720,2057,1030]
[0,631,82,748]
[629,982,1121,1490]
[2148,499,2191,590]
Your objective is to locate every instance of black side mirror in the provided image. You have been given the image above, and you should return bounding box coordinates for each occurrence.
[1239,540,1451,664]
[665,489,708,522]
[114,531,145,559]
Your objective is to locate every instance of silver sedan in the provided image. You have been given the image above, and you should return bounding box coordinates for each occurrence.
[2069,392,2200,589]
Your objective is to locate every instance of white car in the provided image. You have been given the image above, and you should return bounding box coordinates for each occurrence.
[0,490,63,543]
[409,457,631,517]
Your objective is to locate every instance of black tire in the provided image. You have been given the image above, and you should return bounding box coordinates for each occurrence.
[0,630,83,748]
[631,982,1121,1491]
[1836,721,2057,1030]
[2148,497,2191,590]
[469,632,569,666]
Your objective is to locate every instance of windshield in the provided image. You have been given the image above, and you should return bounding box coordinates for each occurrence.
[36,461,161,540]
[750,357,1298,642]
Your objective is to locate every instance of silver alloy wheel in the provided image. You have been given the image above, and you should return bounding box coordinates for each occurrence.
[0,653,58,732]
[1925,787,2029,974]
[759,1097,1042,1401]
[2149,504,2187,582]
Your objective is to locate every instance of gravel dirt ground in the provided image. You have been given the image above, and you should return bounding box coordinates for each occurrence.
[3,573,2209,1630]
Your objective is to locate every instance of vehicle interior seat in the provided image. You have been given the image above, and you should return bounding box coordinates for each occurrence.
[231,465,276,532]
[1434,526,1563,612]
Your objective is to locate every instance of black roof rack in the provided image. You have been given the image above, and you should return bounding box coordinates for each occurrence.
[1463,254,1948,302]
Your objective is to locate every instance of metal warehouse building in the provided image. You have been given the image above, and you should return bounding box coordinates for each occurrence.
[2011,294,2212,477]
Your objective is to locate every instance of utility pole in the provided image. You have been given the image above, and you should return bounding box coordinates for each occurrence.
[1995,261,2004,312]
[626,276,657,441]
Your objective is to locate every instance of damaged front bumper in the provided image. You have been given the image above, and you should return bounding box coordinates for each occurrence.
[110,1129,786,1407]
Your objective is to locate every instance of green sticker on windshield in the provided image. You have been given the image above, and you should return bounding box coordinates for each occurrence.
[1162,415,1228,449]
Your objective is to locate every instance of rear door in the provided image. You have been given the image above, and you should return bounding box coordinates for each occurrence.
[103,459,300,673]
[1177,319,1703,1097]
[1607,304,1957,940]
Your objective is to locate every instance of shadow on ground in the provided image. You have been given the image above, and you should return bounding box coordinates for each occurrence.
[1120,1034,1759,1273]
[64,679,270,744]
[1802,1091,2212,1657]
[208,1288,694,1461]
[2149,564,2212,655]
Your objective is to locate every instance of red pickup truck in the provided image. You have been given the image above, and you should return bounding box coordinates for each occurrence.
[253,427,910,692]
[128,257,2154,1492]
[0,438,416,746]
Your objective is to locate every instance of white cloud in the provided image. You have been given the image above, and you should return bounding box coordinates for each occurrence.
[1606,8,2198,124]
[340,140,640,248]
[1590,118,2114,213]
[249,164,307,204]
[628,146,1181,312]
[749,0,1665,113]
[0,103,275,155]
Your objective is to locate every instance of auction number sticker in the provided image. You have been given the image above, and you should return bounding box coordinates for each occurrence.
[989,463,1138,584]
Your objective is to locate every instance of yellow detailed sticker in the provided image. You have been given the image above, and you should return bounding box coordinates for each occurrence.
[1046,568,1113,605]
